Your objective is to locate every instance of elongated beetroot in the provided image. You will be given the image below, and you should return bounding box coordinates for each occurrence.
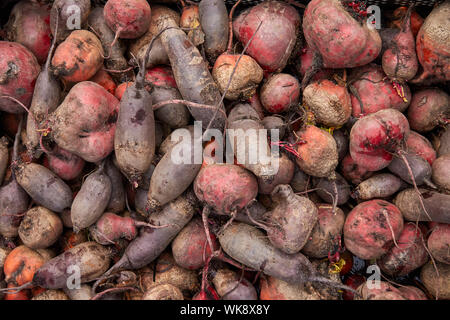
[233,1,300,72]
[413,1,450,83]
[382,5,418,82]
[303,0,381,76]
[349,109,410,171]
[0,42,40,113]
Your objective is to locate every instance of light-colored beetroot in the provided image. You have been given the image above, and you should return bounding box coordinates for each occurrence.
[407,88,449,132]
[420,261,450,299]
[377,223,429,277]
[382,6,418,82]
[432,154,450,191]
[355,281,406,300]
[233,1,300,73]
[303,79,352,127]
[260,73,300,114]
[349,108,410,171]
[51,30,104,83]
[344,200,404,260]
[295,125,338,178]
[349,64,411,118]
[397,286,428,300]
[303,0,381,70]
[427,223,450,265]
[264,184,318,254]
[0,41,40,113]
[5,1,52,65]
[413,1,450,83]
[194,164,258,215]
[104,0,151,39]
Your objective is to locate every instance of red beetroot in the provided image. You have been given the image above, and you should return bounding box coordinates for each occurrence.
[194,164,258,215]
[104,0,151,40]
[115,82,133,100]
[233,1,301,73]
[5,1,52,65]
[89,69,117,95]
[377,223,429,277]
[413,1,450,83]
[42,146,85,181]
[344,200,404,260]
[340,153,373,185]
[349,64,411,118]
[349,109,410,172]
[342,274,365,300]
[390,7,424,37]
[0,41,40,113]
[260,73,300,114]
[406,131,437,165]
[382,5,418,82]
[302,0,381,74]
[407,88,449,133]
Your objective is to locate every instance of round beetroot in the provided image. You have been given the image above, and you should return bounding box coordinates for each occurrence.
[194,164,258,215]
[104,0,151,39]
[0,41,40,113]
[260,73,300,114]
[344,200,404,260]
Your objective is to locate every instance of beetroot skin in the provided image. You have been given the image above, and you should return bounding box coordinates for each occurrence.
[303,0,381,69]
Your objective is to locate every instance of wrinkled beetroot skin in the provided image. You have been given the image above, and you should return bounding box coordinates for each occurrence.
[349,64,411,118]
[303,0,381,69]
[144,66,177,89]
[0,41,40,113]
[233,1,300,73]
[5,1,52,65]
[349,109,410,172]
[414,1,450,83]
[104,0,151,39]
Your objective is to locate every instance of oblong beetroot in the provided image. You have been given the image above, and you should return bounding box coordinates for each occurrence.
[354,173,404,200]
[233,1,300,72]
[194,164,258,215]
[344,200,404,260]
[377,223,428,277]
[0,178,29,238]
[14,162,72,213]
[0,41,40,113]
[349,108,410,172]
[303,0,381,69]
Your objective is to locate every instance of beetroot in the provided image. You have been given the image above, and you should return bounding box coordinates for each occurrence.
[42,146,85,181]
[349,109,410,171]
[233,1,300,73]
[413,1,450,83]
[406,131,437,165]
[382,5,418,82]
[104,0,152,39]
[349,64,411,117]
[344,200,404,260]
[407,88,449,132]
[5,1,52,65]
[302,0,381,84]
[0,41,40,113]
[260,73,300,114]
